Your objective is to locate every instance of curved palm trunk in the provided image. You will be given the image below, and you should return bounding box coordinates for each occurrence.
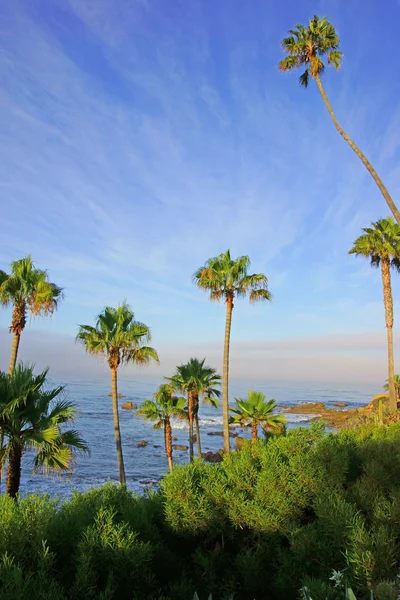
[8,303,27,374]
[315,76,400,224]
[6,442,23,498]
[111,367,126,483]
[188,391,194,462]
[222,296,233,453]
[251,422,258,442]
[164,418,173,473]
[381,260,397,411]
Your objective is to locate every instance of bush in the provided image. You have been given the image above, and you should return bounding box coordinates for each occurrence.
[1,422,400,599]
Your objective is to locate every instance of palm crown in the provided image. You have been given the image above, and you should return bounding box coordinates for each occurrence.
[348,218,400,269]
[230,390,286,432]
[193,250,271,303]
[76,303,159,369]
[278,15,342,87]
[167,358,221,406]
[0,364,87,496]
[0,256,63,325]
[137,385,187,429]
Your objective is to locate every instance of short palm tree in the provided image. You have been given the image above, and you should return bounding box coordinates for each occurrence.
[194,250,271,453]
[0,256,63,373]
[278,16,400,223]
[349,218,400,411]
[384,374,400,402]
[229,390,286,442]
[0,364,87,498]
[76,303,159,484]
[137,385,187,472]
[166,358,221,459]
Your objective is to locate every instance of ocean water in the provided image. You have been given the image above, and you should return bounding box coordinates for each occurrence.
[4,378,380,499]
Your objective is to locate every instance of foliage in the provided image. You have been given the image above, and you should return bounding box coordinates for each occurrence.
[348,218,400,270]
[1,424,400,598]
[76,303,159,369]
[0,364,88,497]
[137,385,187,430]
[229,390,286,439]
[278,15,342,87]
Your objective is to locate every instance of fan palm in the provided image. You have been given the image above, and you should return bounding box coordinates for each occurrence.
[349,218,400,411]
[194,250,271,453]
[229,390,286,442]
[0,364,87,498]
[278,16,400,223]
[76,303,159,483]
[166,358,221,460]
[384,374,400,401]
[0,256,63,373]
[137,385,187,472]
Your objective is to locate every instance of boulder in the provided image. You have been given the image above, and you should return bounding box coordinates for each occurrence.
[172,436,178,441]
[172,444,189,451]
[153,445,161,448]
[140,480,159,485]
[136,440,148,448]
[207,430,238,438]
[333,402,348,407]
[202,450,224,463]
[121,401,137,410]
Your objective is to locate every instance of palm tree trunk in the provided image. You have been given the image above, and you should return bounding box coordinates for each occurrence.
[6,442,23,498]
[165,418,173,473]
[222,295,233,453]
[111,367,126,483]
[195,413,202,458]
[188,391,194,462]
[251,422,258,442]
[314,75,400,224]
[8,333,21,374]
[381,259,397,411]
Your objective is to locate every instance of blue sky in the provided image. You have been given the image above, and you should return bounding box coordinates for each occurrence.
[1,0,400,382]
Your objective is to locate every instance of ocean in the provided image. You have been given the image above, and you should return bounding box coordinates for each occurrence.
[5,378,380,499]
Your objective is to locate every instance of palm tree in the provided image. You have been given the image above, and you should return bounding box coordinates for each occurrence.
[194,250,271,453]
[229,390,286,442]
[166,358,221,459]
[278,16,400,223]
[137,385,187,472]
[0,256,63,374]
[349,218,400,411]
[0,364,87,498]
[384,374,400,402]
[76,303,159,484]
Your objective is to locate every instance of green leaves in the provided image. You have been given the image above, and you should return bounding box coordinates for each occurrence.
[193,250,271,305]
[137,385,188,429]
[76,302,159,368]
[0,364,88,493]
[349,217,400,268]
[278,15,342,84]
[229,389,286,434]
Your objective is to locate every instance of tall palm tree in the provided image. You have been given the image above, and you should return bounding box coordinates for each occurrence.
[384,374,400,402]
[229,390,286,442]
[0,364,87,498]
[137,385,187,472]
[166,358,221,459]
[278,16,400,223]
[194,250,271,453]
[76,303,159,484]
[0,256,63,373]
[349,218,400,411]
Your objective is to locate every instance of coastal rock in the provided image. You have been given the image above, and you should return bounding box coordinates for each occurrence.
[121,401,137,410]
[172,436,178,441]
[140,480,159,485]
[202,450,224,463]
[136,440,148,448]
[207,431,238,438]
[285,402,327,414]
[109,393,124,398]
[153,445,161,448]
[333,402,348,407]
[172,444,189,451]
